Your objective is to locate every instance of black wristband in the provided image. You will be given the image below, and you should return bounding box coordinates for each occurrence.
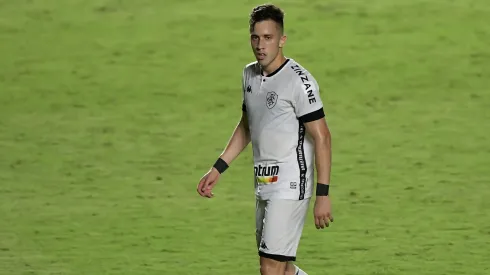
[316,183,330,196]
[213,158,229,174]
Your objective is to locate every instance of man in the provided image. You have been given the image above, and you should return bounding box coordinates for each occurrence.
[197,4,333,275]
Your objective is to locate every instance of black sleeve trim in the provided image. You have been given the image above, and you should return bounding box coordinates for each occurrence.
[258,251,296,262]
[298,107,324,123]
[242,102,247,112]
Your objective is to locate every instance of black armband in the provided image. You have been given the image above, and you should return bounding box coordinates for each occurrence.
[316,183,330,196]
[213,158,229,174]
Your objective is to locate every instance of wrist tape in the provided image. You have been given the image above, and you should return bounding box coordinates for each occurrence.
[213,158,229,174]
[316,183,330,196]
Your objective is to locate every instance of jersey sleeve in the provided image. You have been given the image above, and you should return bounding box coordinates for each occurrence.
[292,76,325,123]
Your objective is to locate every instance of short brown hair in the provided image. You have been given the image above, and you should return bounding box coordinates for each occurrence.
[249,4,285,33]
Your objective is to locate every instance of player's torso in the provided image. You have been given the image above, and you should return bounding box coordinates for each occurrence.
[243,61,298,163]
[243,60,314,200]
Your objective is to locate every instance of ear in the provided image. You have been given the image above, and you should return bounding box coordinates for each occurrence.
[279,35,287,48]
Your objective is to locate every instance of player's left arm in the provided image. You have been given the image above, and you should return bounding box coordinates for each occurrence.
[305,117,333,230]
[304,117,331,187]
[293,76,333,229]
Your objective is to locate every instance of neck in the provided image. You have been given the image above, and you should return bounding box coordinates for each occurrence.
[262,54,287,76]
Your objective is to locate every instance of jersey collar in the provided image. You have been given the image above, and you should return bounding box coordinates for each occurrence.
[261,58,290,78]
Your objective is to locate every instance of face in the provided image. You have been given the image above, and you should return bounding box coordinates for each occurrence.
[250,19,287,68]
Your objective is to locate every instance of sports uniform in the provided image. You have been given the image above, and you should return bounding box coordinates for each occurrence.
[241,58,325,261]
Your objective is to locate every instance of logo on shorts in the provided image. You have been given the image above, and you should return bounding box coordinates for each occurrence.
[290,182,297,189]
[254,164,279,184]
[260,240,268,250]
[266,91,278,109]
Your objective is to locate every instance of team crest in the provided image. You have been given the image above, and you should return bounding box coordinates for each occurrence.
[266,91,278,109]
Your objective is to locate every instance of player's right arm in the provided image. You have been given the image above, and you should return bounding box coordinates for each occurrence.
[220,110,251,164]
[197,110,251,198]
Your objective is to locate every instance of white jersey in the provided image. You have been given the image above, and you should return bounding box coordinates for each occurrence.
[241,58,326,201]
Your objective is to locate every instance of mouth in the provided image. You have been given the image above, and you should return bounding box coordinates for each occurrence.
[256,53,266,60]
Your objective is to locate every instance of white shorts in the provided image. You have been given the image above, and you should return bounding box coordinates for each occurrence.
[255,198,311,262]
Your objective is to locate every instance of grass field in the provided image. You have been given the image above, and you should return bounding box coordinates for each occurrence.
[1,0,489,274]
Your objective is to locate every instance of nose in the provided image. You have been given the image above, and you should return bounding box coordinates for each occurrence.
[255,38,264,50]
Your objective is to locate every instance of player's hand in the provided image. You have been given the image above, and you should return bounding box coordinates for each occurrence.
[314,196,333,229]
[197,168,221,198]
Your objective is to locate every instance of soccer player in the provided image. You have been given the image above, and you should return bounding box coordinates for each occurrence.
[197,4,333,275]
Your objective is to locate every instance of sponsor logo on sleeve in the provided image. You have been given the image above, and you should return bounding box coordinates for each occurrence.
[291,64,317,104]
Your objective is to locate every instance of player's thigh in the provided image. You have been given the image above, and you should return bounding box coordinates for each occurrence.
[258,198,310,261]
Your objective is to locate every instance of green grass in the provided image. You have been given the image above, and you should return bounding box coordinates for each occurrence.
[1,0,489,274]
